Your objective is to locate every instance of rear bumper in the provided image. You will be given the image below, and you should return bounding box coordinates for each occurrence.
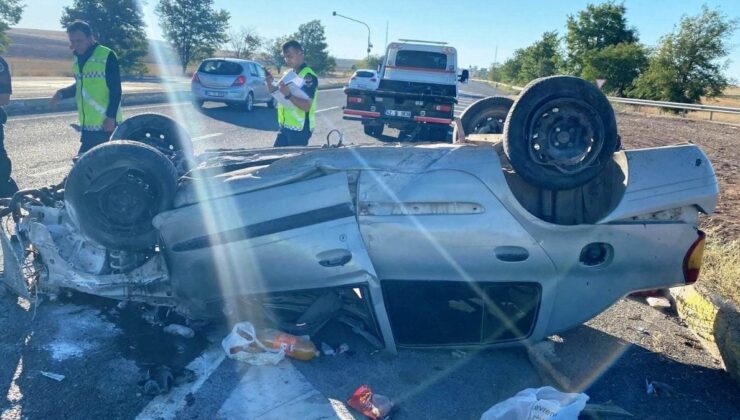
[191,85,248,102]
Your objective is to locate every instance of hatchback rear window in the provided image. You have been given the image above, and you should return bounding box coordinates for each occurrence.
[356,71,375,78]
[395,51,447,70]
[198,60,243,75]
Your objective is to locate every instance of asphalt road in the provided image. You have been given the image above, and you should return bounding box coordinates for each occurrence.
[1,82,738,419]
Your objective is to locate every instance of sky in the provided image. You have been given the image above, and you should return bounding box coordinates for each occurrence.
[17,0,740,80]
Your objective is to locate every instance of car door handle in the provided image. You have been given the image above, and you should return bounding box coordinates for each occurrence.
[317,249,353,267]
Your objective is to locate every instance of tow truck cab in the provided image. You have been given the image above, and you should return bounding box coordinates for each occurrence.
[343,40,469,141]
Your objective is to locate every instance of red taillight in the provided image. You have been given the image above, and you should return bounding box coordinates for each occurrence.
[683,230,707,285]
[348,96,364,104]
[434,104,452,112]
[232,75,246,87]
[191,73,201,84]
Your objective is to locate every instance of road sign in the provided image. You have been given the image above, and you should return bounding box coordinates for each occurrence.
[596,79,607,89]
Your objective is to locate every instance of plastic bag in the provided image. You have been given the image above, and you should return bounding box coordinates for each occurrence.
[480,386,589,420]
[347,384,394,420]
[221,322,285,366]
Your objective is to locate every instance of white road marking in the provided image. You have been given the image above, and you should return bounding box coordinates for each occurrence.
[136,345,226,420]
[458,90,486,98]
[29,165,71,178]
[9,102,188,122]
[193,132,224,142]
[217,360,351,419]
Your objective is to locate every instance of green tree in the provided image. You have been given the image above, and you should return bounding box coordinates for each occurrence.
[355,54,383,71]
[0,0,24,53]
[565,1,637,74]
[265,35,289,73]
[61,0,148,76]
[156,0,230,74]
[291,20,335,74]
[500,31,563,85]
[581,42,648,96]
[632,6,739,105]
[228,27,262,59]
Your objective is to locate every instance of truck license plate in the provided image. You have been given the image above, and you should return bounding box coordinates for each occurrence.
[385,109,411,118]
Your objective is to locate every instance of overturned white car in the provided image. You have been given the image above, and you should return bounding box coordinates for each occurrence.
[1,76,718,352]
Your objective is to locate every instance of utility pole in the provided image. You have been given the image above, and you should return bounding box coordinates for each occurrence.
[385,21,388,48]
[332,11,372,61]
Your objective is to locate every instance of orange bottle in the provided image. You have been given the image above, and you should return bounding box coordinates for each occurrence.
[257,329,319,361]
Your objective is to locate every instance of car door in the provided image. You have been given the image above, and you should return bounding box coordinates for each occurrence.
[255,64,270,101]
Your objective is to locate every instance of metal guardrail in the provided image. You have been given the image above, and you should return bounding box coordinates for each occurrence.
[471,78,740,121]
[607,97,740,120]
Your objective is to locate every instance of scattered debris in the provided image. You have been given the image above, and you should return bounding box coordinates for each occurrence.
[163,324,195,339]
[628,314,642,321]
[117,301,128,310]
[142,366,174,396]
[582,403,634,417]
[337,343,350,354]
[480,386,589,420]
[646,379,676,397]
[451,349,468,359]
[646,297,672,309]
[222,322,285,366]
[321,342,336,356]
[40,371,65,382]
[548,335,565,344]
[347,385,394,420]
[258,328,319,361]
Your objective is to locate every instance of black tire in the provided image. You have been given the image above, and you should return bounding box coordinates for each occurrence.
[267,96,277,109]
[363,124,383,137]
[503,76,618,190]
[65,141,177,250]
[192,99,204,108]
[111,113,193,173]
[460,96,514,135]
[244,92,254,112]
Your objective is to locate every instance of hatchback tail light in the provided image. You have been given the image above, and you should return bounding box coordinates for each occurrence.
[232,75,247,87]
[191,73,201,84]
[683,231,706,285]
[434,104,452,112]
[348,96,364,104]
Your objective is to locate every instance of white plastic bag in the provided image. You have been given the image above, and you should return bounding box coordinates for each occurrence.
[221,322,285,366]
[480,386,589,420]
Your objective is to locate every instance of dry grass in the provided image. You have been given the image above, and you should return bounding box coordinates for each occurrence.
[7,58,73,77]
[700,236,740,308]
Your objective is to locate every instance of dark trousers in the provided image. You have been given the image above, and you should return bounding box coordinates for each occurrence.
[78,130,113,155]
[0,124,18,198]
[273,127,312,147]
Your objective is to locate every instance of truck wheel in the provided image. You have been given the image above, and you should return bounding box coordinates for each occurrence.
[65,141,177,250]
[503,76,618,190]
[460,96,514,135]
[363,124,384,137]
[112,113,194,173]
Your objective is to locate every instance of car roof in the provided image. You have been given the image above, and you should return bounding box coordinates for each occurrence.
[354,69,377,73]
[201,57,260,65]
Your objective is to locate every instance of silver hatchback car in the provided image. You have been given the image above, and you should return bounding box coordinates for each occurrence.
[191,58,276,111]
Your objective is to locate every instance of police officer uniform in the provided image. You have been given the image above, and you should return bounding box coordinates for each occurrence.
[56,43,123,155]
[274,63,319,147]
[0,55,18,197]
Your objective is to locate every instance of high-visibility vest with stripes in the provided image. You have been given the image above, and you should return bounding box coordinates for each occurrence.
[73,45,123,131]
[277,66,318,131]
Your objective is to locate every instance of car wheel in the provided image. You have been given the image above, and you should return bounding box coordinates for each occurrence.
[267,96,277,109]
[244,92,254,112]
[460,96,514,135]
[363,124,383,137]
[111,113,194,173]
[192,99,204,108]
[65,141,178,250]
[503,76,618,190]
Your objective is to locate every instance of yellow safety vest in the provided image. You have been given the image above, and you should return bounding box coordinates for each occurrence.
[73,44,123,131]
[277,65,318,131]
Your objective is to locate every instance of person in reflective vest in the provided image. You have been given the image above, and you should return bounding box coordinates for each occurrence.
[51,20,123,156]
[265,40,318,147]
[0,55,18,197]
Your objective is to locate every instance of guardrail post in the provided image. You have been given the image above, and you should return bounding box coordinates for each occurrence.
[709,111,714,121]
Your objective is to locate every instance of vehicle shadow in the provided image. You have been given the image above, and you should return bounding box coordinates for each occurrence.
[197,104,280,132]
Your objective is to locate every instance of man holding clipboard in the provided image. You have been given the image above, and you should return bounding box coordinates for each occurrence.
[265,40,319,147]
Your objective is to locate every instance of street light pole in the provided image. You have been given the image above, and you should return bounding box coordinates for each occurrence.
[332,11,372,61]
